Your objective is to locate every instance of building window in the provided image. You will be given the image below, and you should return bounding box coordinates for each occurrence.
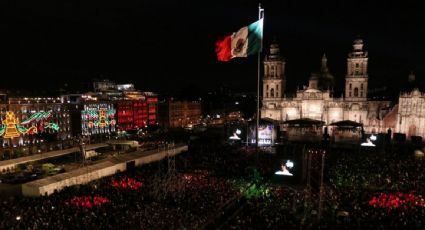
[349,92,352,97]
[361,83,363,90]
[355,63,359,68]
[349,83,352,90]
[354,88,359,97]
[266,85,269,90]
[360,92,363,97]
[266,92,269,97]
[356,70,359,75]
[276,92,279,97]
[277,85,279,91]
[271,88,275,97]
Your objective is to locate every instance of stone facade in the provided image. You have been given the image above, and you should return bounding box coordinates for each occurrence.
[396,88,425,138]
[261,39,391,133]
[158,99,202,129]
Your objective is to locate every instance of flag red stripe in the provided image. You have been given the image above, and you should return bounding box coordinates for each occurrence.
[215,35,232,61]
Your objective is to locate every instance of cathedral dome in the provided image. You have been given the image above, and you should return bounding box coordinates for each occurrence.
[309,54,335,90]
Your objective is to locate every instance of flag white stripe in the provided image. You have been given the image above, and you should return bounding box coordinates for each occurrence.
[231,26,248,58]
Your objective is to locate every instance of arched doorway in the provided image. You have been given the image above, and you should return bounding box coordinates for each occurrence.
[408,124,416,137]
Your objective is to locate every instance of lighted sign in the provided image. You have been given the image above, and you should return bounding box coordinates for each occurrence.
[249,124,275,146]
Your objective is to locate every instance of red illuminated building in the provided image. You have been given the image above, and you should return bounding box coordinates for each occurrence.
[116,94,158,131]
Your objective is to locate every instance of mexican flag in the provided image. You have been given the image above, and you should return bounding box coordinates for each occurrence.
[215,18,264,61]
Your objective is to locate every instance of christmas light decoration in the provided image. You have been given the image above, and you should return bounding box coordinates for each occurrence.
[44,122,60,131]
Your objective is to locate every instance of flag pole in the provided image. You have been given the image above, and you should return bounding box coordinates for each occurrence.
[256,4,264,152]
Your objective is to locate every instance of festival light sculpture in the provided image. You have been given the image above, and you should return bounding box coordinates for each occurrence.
[84,108,116,128]
[0,111,60,139]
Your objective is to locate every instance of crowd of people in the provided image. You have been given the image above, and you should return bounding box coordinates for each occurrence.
[0,151,240,229]
[327,149,425,191]
[224,144,425,229]
[323,148,425,229]
[1,130,425,229]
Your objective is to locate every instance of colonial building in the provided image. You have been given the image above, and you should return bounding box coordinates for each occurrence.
[396,87,425,138]
[158,99,202,129]
[261,39,391,134]
[0,96,72,146]
[61,94,116,137]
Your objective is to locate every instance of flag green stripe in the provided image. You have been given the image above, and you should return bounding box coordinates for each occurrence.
[247,18,263,56]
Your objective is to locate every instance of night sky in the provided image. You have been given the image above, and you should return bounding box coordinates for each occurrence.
[1,1,424,96]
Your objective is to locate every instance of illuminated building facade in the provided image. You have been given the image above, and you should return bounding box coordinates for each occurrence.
[117,101,134,131]
[81,102,116,136]
[61,94,116,137]
[146,95,158,125]
[116,96,158,131]
[62,80,158,135]
[116,93,158,131]
[396,88,425,138]
[158,99,202,129]
[261,39,391,134]
[63,80,157,133]
[0,97,71,146]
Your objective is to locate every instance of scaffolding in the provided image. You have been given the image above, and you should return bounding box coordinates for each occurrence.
[150,141,184,201]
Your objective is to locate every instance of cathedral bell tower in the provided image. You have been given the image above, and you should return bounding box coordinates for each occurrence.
[345,38,368,101]
[263,43,285,99]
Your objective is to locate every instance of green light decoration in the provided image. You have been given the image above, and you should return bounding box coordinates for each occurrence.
[44,122,60,131]
[21,111,52,125]
[239,168,270,199]
[83,110,99,119]
[243,183,270,199]
[82,109,115,119]
[16,124,37,134]
[84,108,116,128]
[0,111,59,138]
[233,179,270,199]
[107,109,116,117]
[0,125,5,136]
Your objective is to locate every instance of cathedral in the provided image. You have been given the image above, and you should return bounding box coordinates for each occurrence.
[261,39,391,134]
